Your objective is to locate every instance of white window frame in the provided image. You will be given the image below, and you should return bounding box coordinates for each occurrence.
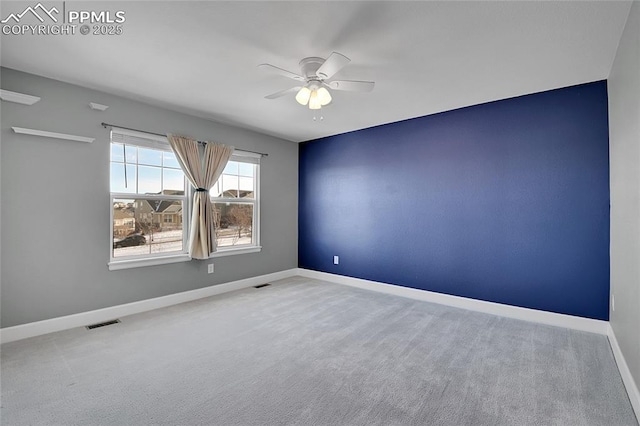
[108,128,190,270]
[209,151,261,257]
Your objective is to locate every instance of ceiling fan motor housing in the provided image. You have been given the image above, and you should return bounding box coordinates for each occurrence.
[299,57,326,80]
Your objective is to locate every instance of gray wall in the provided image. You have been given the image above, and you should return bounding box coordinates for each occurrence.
[0,68,298,328]
[608,1,640,392]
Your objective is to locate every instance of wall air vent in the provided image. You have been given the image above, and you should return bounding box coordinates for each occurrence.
[86,319,121,330]
[254,284,271,289]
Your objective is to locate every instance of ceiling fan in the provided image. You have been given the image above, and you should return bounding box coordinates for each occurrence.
[259,52,375,110]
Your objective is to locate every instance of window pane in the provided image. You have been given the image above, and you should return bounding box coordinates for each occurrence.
[163,152,180,169]
[113,198,184,258]
[110,163,137,193]
[214,203,253,247]
[138,148,162,166]
[111,143,124,162]
[223,161,238,175]
[111,143,137,163]
[138,166,162,194]
[238,162,254,177]
[222,175,239,198]
[239,176,253,193]
[209,181,221,198]
[124,145,137,163]
[163,169,185,195]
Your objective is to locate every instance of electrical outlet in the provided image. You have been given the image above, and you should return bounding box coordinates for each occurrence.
[207,263,214,274]
[333,255,339,265]
[611,294,615,312]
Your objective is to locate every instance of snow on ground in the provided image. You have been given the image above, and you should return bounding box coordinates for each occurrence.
[113,228,251,258]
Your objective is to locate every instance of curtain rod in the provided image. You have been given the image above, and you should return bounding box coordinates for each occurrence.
[101,122,268,157]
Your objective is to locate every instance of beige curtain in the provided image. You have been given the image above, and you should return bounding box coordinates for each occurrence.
[167,134,234,259]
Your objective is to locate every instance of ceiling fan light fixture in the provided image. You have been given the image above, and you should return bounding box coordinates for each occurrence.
[317,87,332,106]
[308,90,322,110]
[259,52,375,111]
[295,86,311,105]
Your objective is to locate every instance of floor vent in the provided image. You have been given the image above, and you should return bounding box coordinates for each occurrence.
[254,283,271,289]
[86,319,121,330]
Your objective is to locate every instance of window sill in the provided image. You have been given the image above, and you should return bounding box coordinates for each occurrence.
[108,254,191,271]
[209,246,262,258]
[108,246,261,270]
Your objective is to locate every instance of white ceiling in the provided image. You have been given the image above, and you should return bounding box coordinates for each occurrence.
[0,1,632,142]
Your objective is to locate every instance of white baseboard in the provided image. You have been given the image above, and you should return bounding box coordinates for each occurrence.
[608,324,640,420]
[297,269,609,335]
[0,268,298,344]
[1,267,610,340]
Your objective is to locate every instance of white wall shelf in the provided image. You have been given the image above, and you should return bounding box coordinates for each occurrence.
[12,127,94,143]
[0,89,40,105]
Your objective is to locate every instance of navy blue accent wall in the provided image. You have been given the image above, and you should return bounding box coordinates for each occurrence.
[299,81,610,320]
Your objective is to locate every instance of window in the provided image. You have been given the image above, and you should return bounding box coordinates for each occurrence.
[109,129,189,270]
[210,152,261,255]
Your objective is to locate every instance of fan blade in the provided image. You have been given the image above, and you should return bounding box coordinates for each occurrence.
[316,52,351,79]
[326,80,375,92]
[264,86,302,99]
[258,64,305,82]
